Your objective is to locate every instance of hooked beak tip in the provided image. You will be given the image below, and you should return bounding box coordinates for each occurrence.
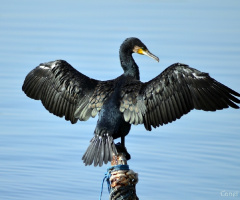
[144,50,159,63]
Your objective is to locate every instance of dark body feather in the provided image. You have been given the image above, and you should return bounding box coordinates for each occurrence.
[22,37,240,166]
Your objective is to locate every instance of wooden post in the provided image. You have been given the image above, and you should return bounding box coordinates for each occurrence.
[108,152,139,200]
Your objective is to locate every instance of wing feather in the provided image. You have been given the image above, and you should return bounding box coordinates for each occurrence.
[22,60,115,123]
[120,63,240,130]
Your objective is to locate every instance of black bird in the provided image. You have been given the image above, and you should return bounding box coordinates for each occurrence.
[22,37,240,167]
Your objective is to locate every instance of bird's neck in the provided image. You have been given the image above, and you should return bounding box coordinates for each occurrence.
[120,53,140,80]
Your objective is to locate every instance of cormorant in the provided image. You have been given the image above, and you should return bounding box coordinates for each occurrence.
[22,37,240,167]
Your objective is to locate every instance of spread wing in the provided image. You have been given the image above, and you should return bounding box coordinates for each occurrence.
[120,63,240,130]
[22,60,115,123]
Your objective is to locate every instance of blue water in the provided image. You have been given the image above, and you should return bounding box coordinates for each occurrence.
[0,1,240,200]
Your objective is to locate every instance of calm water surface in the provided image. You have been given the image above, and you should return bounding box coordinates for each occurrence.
[0,1,240,200]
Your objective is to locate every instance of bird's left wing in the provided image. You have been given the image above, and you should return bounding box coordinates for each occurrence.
[22,60,115,123]
[120,63,240,130]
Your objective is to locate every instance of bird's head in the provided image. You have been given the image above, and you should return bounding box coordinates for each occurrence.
[121,37,159,62]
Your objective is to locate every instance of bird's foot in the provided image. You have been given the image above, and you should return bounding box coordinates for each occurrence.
[115,142,131,160]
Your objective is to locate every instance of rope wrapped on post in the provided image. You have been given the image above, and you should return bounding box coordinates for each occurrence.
[100,152,139,200]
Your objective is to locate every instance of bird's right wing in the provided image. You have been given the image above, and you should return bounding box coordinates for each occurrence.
[22,60,115,123]
[120,63,240,130]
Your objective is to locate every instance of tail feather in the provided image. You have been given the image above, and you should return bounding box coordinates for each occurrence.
[82,133,117,167]
[82,137,96,165]
[104,138,109,164]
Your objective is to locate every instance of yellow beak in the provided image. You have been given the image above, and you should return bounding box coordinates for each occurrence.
[138,48,159,62]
